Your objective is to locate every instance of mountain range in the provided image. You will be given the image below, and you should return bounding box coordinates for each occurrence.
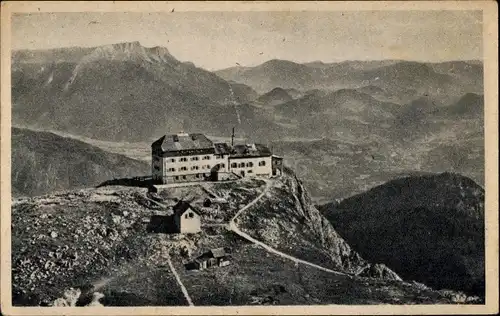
[216,59,483,105]
[12,42,260,142]
[12,42,483,143]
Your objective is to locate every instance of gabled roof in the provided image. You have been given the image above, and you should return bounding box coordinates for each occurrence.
[196,247,230,261]
[152,133,214,152]
[173,201,201,217]
[209,247,228,258]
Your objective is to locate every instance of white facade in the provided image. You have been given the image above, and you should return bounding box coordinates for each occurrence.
[153,153,230,182]
[174,208,201,234]
[228,156,272,177]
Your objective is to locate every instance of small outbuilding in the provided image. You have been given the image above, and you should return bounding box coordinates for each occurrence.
[184,247,232,271]
[172,201,201,234]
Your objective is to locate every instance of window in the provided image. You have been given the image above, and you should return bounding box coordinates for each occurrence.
[220,163,225,168]
[247,162,254,167]
[206,165,211,169]
[167,168,175,172]
[188,212,194,218]
[248,170,253,173]
[182,175,186,180]
[180,166,188,171]
[231,162,237,168]
[169,158,176,163]
[175,176,179,180]
[191,156,199,161]
[191,166,199,170]
[179,157,188,162]
[203,156,211,160]
[259,161,266,166]
[239,162,245,168]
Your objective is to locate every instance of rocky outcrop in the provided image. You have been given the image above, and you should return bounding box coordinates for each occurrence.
[51,288,105,307]
[11,187,153,306]
[51,288,82,307]
[356,263,402,281]
[238,171,401,280]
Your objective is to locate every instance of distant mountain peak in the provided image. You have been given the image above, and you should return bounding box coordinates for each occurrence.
[81,41,176,64]
[331,88,372,100]
[268,87,288,94]
[257,87,293,105]
[260,59,302,68]
[113,40,142,48]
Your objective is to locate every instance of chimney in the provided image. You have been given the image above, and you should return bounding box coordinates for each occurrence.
[231,127,235,147]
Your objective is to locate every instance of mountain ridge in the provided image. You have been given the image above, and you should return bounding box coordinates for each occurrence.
[319,172,485,296]
[215,58,483,103]
[12,42,262,142]
[11,127,150,197]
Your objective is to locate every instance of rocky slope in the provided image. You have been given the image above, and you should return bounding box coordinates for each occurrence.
[319,173,485,297]
[11,127,149,197]
[236,170,400,278]
[11,174,479,306]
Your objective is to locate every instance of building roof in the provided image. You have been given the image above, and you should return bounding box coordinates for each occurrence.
[152,133,214,153]
[196,247,230,261]
[173,201,200,217]
[209,247,228,258]
[214,142,232,155]
[151,133,274,158]
[230,143,272,158]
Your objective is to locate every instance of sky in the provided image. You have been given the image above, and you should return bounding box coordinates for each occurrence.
[12,10,483,70]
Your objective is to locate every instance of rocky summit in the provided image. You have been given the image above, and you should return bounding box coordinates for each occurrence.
[11,171,481,306]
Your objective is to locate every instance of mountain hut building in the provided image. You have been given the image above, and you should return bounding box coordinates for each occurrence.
[151,132,283,184]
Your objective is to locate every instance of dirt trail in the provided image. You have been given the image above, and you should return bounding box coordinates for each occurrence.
[167,256,194,306]
[229,179,351,278]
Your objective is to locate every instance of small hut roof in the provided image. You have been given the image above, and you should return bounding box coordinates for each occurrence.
[209,247,228,258]
[173,201,200,217]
